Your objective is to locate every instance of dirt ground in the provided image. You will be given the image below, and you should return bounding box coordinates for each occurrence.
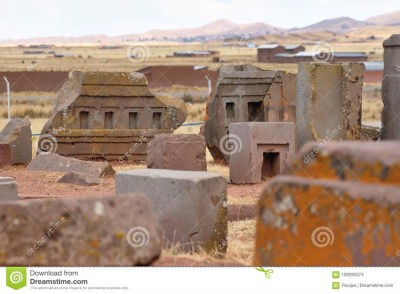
[0,162,266,266]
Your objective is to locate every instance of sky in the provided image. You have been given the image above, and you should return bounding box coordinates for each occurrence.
[1,0,400,39]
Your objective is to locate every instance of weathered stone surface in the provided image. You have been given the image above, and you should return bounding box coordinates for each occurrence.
[58,172,101,186]
[0,194,162,266]
[296,63,364,149]
[288,141,400,186]
[0,177,18,202]
[40,71,188,161]
[201,64,297,163]
[360,124,380,141]
[147,134,207,171]
[116,169,227,254]
[381,34,400,140]
[0,118,32,164]
[229,122,295,184]
[0,144,12,167]
[27,153,115,177]
[255,176,400,266]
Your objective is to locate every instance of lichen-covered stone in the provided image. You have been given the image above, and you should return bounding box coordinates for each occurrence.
[288,141,400,186]
[0,194,162,266]
[255,175,400,266]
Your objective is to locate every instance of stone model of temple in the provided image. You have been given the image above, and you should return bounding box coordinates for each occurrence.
[40,71,188,161]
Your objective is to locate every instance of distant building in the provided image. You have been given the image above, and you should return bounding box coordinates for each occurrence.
[257,43,367,63]
[171,51,218,58]
[363,61,383,83]
[284,44,306,54]
[273,52,368,63]
[257,44,285,62]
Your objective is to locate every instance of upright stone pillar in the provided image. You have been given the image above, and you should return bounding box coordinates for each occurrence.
[381,34,400,140]
[296,62,363,150]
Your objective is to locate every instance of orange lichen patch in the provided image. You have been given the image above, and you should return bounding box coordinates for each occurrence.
[254,176,400,266]
[288,141,400,186]
[91,239,100,248]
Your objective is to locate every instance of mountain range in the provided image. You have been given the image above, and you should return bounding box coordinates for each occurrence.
[2,10,400,44]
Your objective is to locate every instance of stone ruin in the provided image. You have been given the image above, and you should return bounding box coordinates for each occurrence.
[0,193,162,266]
[381,34,400,140]
[40,71,188,161]
[0,177,18,202]
[296,62,364,149]
[255,141,400,266]
[2,33,399,266]
[116,169,227,254]
[147,134,207,171]
[229,122,295,184]
[0,118,32,164]
[201,64,297,163]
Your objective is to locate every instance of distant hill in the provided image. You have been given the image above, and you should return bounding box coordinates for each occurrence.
[116,19,282,42]
[1,11,400,45]
[366,10,400,26]
[289,17,372,33]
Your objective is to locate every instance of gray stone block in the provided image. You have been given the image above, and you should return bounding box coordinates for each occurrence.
[27,152,115,177]
[296,62,363,149]
[0,118,32,164]
[116,169,227,254]
[381,34,400,140]
[229,122,295,184]
[0,176,18,202]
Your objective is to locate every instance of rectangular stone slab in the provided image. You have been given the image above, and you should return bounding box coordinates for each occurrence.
[255,175,400,266]
[0,177,18,202]
[289,141,400,186]
[116,169,227,254]
[296,62,363,149]
[147,134,207,171]
[0,194,162,266]
[27,153,115,177]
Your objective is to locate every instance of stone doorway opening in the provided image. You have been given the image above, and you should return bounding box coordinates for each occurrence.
[262,152,280,178]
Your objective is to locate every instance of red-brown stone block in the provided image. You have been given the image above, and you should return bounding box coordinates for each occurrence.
[255,176,400,266]
[0,144,12,167]
[147,134,207,171]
